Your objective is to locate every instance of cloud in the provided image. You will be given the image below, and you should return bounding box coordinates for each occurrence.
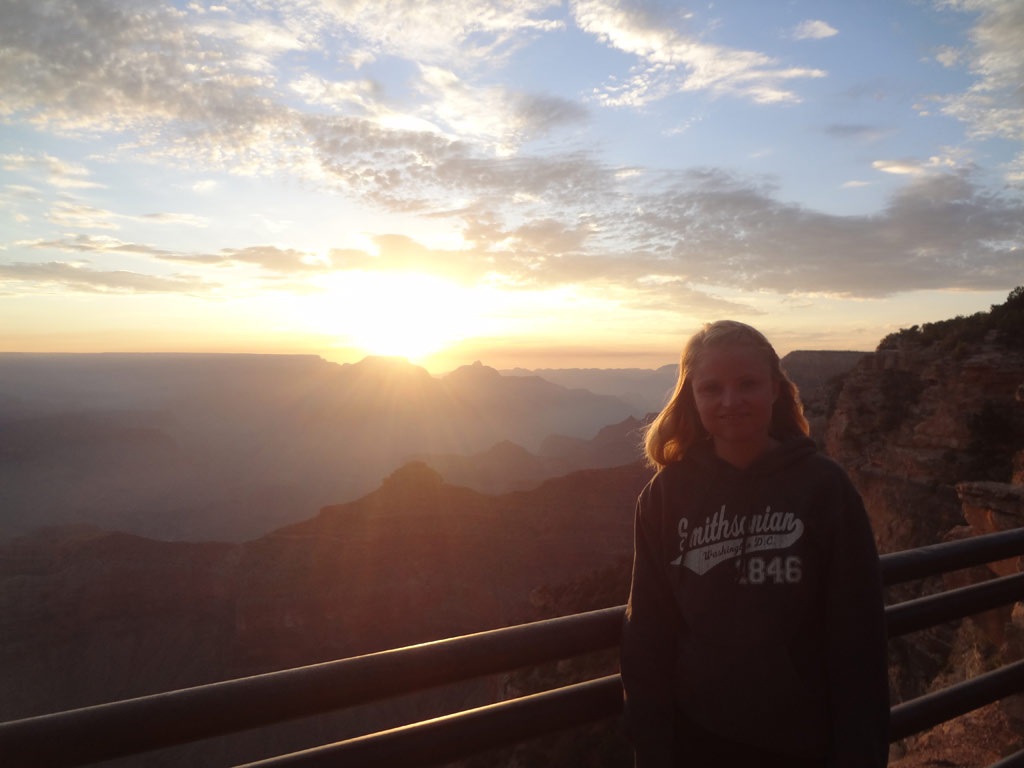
[823,123,888,141]
[872,155,959,176]
[792,20,838,40]
[0,0,292,162]
[573,0,826,106]
[394,167,1019,304]
[2,0,1019,318]
[203,245,330,273]
[0,0,585,205]
[46,202,119,230]
[21,234,176,258]
[0,261,217,294]
[22,161,1020,314]
[315,0,563,66]
[36,205,209,231]
[413,64,587,152]
[289,73,380,110]
[935,45,964,68]
[302,112,615,210]
[24,234,329,274]
[514,92,590,136]
[873,159,929,176]
[508,218,591,253]
[140,212,210,227]
[194,16,311,57]
[318,163,1023,306]
[1,153,105,189]
[621,279,764,315]
[929,0,1024,183]
[611,168,1023,298]
[3,184,43,201]
[1008,154,1024,183]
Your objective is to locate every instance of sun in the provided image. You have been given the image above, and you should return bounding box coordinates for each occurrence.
[308,271,473,363]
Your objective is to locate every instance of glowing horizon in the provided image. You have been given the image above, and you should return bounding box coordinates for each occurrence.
[1,1,1021,373]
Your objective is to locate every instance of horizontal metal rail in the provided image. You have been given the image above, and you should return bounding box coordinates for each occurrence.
[233,676,625,768]
[988,746,1024,768]
[881,528,1024,586]
[0,606,623,768]
[237,659,1024,768]
[885,572,1024,637]
[4,527,1024,767]
[889,658,1024,741]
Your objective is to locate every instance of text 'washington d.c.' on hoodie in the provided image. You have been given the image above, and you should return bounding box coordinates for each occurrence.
[620,436,889,768]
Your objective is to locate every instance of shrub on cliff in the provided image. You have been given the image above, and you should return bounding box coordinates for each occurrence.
[878,286,1024,352]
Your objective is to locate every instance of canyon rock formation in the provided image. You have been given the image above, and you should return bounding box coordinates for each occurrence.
[824,289,1024,766]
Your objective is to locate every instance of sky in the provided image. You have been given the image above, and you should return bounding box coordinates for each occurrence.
[1,0,1022,373]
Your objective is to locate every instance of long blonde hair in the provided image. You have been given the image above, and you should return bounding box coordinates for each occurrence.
[644,320,809,469]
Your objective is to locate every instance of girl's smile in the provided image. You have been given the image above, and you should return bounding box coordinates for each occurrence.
[691,344,780,467]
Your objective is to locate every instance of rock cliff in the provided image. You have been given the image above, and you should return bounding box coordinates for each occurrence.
[826,302,1023,555]
[824,288,1024,765]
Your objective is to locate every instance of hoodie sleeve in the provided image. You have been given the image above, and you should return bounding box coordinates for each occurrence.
[620,482,679,768]
[824,477,890,768]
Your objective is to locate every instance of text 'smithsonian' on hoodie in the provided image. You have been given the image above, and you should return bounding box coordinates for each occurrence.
[620,436,889,768]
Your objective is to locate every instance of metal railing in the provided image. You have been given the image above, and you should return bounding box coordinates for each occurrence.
[4,527,1024,767]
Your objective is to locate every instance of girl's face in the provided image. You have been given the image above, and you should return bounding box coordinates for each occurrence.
[690,343,780,464]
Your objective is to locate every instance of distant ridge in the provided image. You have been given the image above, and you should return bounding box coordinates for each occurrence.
[500,364,678,413]
[417,413,651,495]
[0,353,636,541]
[779,350,868,393]
[0,457,651,731]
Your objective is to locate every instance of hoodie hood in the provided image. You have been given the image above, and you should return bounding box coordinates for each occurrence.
[686,434,818,479]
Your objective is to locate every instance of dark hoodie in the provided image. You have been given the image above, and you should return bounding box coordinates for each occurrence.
[620,437,888,767]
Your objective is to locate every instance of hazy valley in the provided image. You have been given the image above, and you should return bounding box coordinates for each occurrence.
[2,289,1023,766]
[0,355,641,541]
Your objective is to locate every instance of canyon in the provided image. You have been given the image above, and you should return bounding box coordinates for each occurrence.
[1,288,1022,766]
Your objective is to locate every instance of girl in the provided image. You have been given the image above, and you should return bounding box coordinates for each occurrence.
[620,320,888,767]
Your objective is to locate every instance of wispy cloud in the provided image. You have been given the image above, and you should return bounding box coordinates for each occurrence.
[872,154,958,176]
[1,154,106,189]
[37,201,210,231]
[20,234,175,258]
[792,20,838,40]
[0,0,292,163]
[612,168,1023,298]
[3,185,43,202]
[333,167,1024,303]
[22,235,327,275]
[413,64,587,152]
[929,0,1024,184]
[289,74,381,111]
[140,213,210,227]
[46,202,119,230]
[573,0,826,106]
[823,123,888,141]
[0,261,217,295]
[314,0,564,66]
[193,245,330,273]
